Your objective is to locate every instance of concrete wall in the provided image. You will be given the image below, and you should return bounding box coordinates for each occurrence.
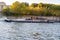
[7,16,60,21]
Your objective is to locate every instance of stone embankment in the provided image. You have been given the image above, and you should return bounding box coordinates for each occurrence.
[6,16,60,22]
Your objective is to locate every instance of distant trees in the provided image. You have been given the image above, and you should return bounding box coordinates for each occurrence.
[38,3,43,8]
[2,7,11,16]
[50,5,60,10]
[30,3,38,8]
[2,1,60,16]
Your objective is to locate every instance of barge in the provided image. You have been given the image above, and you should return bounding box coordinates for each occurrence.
[4,18,54,23]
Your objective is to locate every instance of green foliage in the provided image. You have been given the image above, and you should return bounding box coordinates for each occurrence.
[38,3,43,8]
[2,1,60,16]
[49,5,60,10]
[30,3,38,8]
[2,7,11,16]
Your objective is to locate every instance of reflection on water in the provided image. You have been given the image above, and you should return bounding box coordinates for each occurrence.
[0,21,60,40]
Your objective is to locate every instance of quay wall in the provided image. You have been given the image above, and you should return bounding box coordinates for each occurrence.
[7,16,60,21]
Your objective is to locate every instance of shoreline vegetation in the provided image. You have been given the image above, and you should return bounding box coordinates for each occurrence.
[2,1,60,17]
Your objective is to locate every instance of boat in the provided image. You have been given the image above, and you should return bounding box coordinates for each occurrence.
[4,18,54,23]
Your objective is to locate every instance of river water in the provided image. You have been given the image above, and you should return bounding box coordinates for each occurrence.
[0,20,60,40]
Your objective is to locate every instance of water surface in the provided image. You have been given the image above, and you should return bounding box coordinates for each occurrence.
[0,21,60,40]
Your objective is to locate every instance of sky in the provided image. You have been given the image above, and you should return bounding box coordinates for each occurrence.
[0,0,60,5]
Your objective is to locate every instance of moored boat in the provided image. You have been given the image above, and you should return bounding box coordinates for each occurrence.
[4,18,54,23]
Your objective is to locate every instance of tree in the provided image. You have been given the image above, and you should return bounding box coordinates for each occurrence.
[50,5,60,10]
[10,1,28,16]
[38,3,43,8]
[2,1,60,16]
[21,2,29,7]
[10,1,21,14]
[2,7,11,16]
[30,3,38,8]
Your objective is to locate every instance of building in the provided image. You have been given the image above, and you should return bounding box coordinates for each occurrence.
[0,2,6,13]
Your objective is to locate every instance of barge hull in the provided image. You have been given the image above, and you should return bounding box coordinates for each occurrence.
[4,20,54,23]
